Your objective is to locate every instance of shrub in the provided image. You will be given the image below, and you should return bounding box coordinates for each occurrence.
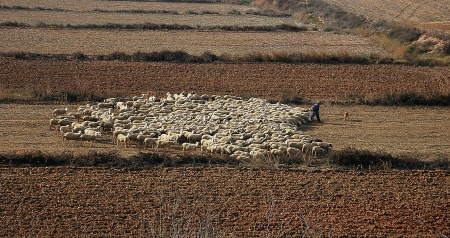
[280,95,304,105]
[73,52,87,60]
[388,25,422,43]
[329,147,427,169]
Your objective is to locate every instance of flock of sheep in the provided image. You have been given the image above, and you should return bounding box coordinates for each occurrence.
[50,92,332,161]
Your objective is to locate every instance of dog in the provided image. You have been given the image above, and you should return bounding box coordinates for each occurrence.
[343,111,349,121]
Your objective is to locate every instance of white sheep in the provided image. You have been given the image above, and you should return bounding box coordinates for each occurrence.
[287,147,302,157]
[312,146,325,156]
[116,134,130,148]
[302,143,313,155]
[80,132,100,146]
[59,125,72,138]
[182,142,199,155]
[144,138,159,150]
[49,119,59,130]
[156,140,174,150]
[250,150,267,160]
[312,142,333,153]
[63,132,82,146]
[53,107,68,117]
[187,133,203,143]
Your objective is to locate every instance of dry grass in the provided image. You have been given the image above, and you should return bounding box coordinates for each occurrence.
[0,0,256,12]
[0,28,389,56]
[0,9,302,27]
[323,0,449,23]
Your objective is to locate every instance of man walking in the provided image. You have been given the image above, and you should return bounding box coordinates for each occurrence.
[309,101,321,122]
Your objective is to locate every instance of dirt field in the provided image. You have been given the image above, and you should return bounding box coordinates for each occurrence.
[1,167,449,237]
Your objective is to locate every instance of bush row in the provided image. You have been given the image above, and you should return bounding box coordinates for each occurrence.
[0,50,384,64]
[1,21,308,32]
[355,93,450,106]
[0,148,447,170]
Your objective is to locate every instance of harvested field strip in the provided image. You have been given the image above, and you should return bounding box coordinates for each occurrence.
[0,0,257,13]
[0,28,388,56]
[0,9,300,27]
[324,0,449,22]
[0,167,448,237]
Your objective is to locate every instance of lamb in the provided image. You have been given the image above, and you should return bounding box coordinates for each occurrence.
[53,107,68,117]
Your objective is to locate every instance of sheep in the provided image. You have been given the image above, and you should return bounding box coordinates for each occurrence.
[53,107,68,117]
[51,92,333,161]
[187,133,203,144]
[287,141,304,149]
[249,150,266,160]
[63,132,82,146]
[58,119,73,127]
[287,147,302,157]
[270,149,285,157]
[182,142,199,155]
[116,134,130,148]
[80,132,100,146]
[116,102,127,110]
[312,142,333,153]
[156,140,174,150]
[312,146,325,156]
[49,119,59,130]
[144,138,159,150]
[302,143,313,155]
[59,125,72,138]
[136,134,155,147]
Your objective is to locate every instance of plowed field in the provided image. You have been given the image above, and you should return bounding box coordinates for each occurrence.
[1,59,449,237]
[1,167,449,237]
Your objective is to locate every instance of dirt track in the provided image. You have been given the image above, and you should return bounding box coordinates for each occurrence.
[1,59,449,237]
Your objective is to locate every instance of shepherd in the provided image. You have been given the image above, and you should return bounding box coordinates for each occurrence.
[309,101,321,123]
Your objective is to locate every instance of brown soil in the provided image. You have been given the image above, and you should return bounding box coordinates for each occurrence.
[1,167,449,237]
[0,58,449,237]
